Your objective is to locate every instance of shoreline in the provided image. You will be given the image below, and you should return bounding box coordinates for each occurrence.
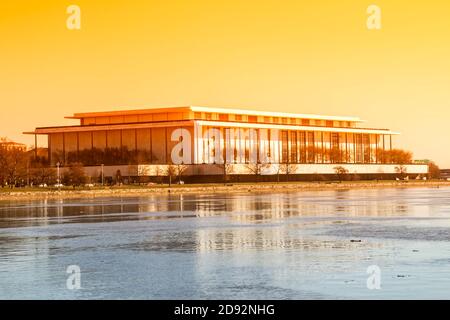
[1,180,449,201]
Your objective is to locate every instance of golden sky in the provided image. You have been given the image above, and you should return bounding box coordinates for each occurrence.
[1,0,450,166]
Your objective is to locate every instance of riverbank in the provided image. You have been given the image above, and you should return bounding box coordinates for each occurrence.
[1,180,450,201]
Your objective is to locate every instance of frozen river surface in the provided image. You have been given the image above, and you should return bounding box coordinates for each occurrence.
[1,187,450,299]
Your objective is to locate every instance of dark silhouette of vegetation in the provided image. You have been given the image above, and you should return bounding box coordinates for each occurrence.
[166,163,188,186]
[62,163,87,187]
[395,165,408,179]
[64,147,157,166]
[31,163,57,185]
[279,162,298,181]
[115,170,123,185]
[0,145,28,187]
[216,162,234,184]
[428,161,441,179]
[334,166,349,182]
[380,149,413,164]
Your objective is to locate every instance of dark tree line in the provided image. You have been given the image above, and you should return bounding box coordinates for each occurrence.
[52,147,158,166]
[0,145,89,187]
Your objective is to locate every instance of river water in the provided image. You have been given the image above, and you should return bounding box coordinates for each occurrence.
[1,187,450,299]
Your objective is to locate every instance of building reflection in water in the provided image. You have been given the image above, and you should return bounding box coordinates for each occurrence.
[195,227,379,253]
[0,188,448,228]
[0,188,448,258]
[1,187,450,299]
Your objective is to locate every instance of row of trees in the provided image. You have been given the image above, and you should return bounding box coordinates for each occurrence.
[379,149,413,164]
[53,147,158,166]
[0,144,88,187]
[50,146,414,167]
[0,147,29,187]
[0,142,440,187]
[226,160,439,183]
[297,148,413,164]
[0,143,190,187]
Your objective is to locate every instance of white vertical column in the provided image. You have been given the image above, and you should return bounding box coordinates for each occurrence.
[237,128,245,163]
[249,128,258,164]
[219,128,225,164]
[225,128,233,163]
[270,129,280,163]
[259,129,269,164]
[197,124,204,164]
[194,123,199,164]
[287,131,292,163]
[204,127,210,164]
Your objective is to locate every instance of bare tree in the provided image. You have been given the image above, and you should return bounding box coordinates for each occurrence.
[115,169,123,185]
[31,164,57,186]
[137,165,150,185]
[380,149,413,164]
[279,162,298,182]
[274,163,281,183]
[428,161,440,180]
[166,163,188,186]
[395,165,407,180]
[174,164,188,184]
[0,147,8,186]
[127,164,138,184]
[216,162,234,184]
[245,162,267,181]
[333,166,349,182]
[0,147,29,188]
[62,163,87,187]
[154,165,164,184]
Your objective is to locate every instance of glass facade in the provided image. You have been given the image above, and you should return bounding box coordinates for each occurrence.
[197,126,391,165]
[32,107,395,167]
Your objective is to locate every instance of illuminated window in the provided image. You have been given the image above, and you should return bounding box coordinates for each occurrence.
[355,134,363,163]
[281,131,289,163]
[331,132,340,163]
[290,131,297,163]
[307,132,315,163]
[363,134,371,163]
[299,131,306,163]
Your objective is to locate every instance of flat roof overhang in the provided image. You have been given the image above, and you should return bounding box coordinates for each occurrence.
[24,120,195,135]
[195,120,399,135]
[63,106,364,123]
[24,119,398,136]
[65,106,192,119]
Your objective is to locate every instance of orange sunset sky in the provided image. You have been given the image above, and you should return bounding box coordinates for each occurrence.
[1,0,450,167]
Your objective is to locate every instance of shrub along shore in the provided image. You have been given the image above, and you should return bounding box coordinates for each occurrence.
[1,180,449,201]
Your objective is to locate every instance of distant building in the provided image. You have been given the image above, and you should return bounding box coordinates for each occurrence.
[414,159,430,164]
[0,137,27,151]
[440,169,450,180]
[24,106,428,179]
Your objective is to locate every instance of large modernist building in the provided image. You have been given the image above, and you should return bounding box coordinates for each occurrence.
[25,106,428,179]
